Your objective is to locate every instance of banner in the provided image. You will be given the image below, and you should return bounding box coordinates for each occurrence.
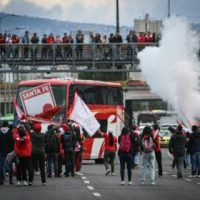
[68,92,100,137]
[19,83,56,116]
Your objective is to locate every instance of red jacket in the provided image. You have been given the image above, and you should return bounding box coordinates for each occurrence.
[13,128,32,157]
[152,130,161,152]
[103,132,117,152]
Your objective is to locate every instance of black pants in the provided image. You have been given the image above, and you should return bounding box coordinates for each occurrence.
[118,152,132,182]
[155,151,163,176]
[16,156,31,181]
[29,152,46,183]
[64,151,75,175]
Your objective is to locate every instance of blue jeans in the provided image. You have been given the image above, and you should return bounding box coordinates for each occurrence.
[191,152,200,175]
[140,151,156,182]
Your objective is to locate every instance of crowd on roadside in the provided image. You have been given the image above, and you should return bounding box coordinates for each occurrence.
[0,120,84,186]
[1,120,199,187]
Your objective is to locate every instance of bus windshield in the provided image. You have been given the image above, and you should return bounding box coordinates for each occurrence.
[16,85,66,120]
[69,84,123,106]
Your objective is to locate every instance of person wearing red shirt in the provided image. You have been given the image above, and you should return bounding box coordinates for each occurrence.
[152,124,163,177]
[102,129,117,176]
[13,125,32,186]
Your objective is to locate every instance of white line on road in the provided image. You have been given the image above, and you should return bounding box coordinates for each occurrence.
[81,176,87,180]
[87,186,95,190]
[197,183,200,185]
[93,193,101,197]
[163,172,168,174]
[184,179,192,182]
[172,175,177,178]
[84,180,90,184]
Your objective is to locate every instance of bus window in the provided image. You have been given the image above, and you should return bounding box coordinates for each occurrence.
[69,84,123,106]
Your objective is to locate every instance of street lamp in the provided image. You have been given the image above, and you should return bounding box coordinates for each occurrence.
[168,0,171,18]
[116,0,120,33]
[0,13,19,33]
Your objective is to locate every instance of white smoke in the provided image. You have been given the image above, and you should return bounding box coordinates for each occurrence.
[138,16,200,125]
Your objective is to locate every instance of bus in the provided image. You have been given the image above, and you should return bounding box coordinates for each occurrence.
[15,79,124,162]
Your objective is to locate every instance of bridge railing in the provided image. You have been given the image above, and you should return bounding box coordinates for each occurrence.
[0,43,158,72]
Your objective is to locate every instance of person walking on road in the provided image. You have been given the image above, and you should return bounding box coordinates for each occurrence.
[118,127,133,185]
[168,125,186,179]
[103,129,117,176]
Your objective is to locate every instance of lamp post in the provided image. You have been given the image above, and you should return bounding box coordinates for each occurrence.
[116,0,120,33]
[168,0,171,18]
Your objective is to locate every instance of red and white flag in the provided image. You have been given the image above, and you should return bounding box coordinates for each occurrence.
[68,92,100,137]
[13,99,25,120]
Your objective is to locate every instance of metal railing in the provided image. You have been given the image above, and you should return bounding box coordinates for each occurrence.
[0,43,158,73]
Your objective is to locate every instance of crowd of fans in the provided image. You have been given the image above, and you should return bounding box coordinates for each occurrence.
[0,30,160,60]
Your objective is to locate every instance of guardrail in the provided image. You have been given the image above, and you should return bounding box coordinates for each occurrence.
[0,43,158,73]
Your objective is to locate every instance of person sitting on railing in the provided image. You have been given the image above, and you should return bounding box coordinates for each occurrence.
[75,30,84,59]
[47,33,55,60]
[22,31,30,58]
[30,33,39,60]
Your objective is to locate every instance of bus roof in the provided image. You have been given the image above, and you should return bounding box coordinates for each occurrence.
[18,79,122,87]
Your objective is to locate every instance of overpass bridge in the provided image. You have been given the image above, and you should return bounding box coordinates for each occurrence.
[0,43,158,73]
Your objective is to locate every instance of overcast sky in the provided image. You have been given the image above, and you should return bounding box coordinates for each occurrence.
[0,0,200,26]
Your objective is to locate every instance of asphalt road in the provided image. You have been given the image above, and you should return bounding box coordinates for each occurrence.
[0,149,200,200]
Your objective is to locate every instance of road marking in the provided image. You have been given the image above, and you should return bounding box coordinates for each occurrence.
[84,180,90,184]
[197,183,200,185]
[184,179,192,182]
[93,192,101,197]
[87,186,95,190]
[172,175,177,178]
[163,172,168,174]
[82,176,87,180]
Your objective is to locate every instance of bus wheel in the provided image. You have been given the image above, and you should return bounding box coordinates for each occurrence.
[95,159,104,164]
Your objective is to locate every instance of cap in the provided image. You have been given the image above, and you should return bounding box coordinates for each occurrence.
[34,123,42,132]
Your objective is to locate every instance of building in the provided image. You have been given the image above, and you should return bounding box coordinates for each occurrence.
[134,14,162,34]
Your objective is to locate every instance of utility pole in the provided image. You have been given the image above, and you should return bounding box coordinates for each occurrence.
[168,0,171,18]
[116,0,120,33]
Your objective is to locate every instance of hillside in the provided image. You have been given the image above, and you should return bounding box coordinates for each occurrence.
[0,12,130,39]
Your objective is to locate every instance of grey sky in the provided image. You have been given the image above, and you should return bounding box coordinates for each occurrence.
[0,0,200,26]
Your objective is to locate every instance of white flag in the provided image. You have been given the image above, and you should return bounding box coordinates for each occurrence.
[68,92,100,137]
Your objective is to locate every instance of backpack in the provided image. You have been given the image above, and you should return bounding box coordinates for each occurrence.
[119,134,132,153]
[46,134,59,153]
[142,136,155,153]
[62,133,74,152]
